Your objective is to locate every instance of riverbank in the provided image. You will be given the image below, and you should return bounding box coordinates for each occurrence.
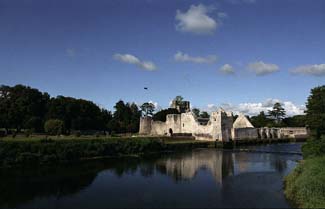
[0,136,307,167]
[0,137,212,167]
[284,139,325,208]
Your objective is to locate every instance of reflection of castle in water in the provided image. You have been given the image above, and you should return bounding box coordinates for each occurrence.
[154,149,290,184]
[156,149,234,184]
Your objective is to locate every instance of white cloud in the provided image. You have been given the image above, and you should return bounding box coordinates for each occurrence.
[175,4,221,35]
[66,48,76,57]
[113,53,157,71]
[290,64,325,76]
[174,51,217,64]
[248,61,279,76]
[219,64,235,74]
[207,98,304,116]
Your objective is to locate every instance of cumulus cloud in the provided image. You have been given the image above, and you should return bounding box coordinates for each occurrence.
[175,4,222,35]
[113,53,157,71]
[219,64,235,74]
[290,64,325,76]
[206,98,305,116]
[248,61,279,76]
[174,51,217,64]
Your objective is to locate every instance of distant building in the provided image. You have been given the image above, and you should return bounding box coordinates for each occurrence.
[139,100,309,141]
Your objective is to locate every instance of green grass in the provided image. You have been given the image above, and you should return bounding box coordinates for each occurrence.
[284,138,325,208]
[284,156,325,208]
[0,135,212,167]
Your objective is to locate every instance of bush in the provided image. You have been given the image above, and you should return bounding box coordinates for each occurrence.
[0,138,165,167]
[301,136,325,158]
[44,119,65,136]
[285,157,325,208]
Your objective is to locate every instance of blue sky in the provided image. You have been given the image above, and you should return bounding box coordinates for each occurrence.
[1,0,324,115]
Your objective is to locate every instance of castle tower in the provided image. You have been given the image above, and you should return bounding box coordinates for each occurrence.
[139,116,152,135]
[170,99,190,113]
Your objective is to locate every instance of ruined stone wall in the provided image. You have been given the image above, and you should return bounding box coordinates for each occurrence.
[232,128,258,140]
[151,121,167,135]
[139,117,152,135]
[166,114,182,135]
[279,127,308,138]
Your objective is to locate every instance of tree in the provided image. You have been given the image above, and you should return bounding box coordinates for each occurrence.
[174,96,183,103]
[192,108,200,117]
[268,102,286,124]
[305,85,325,138]
[110,100,141,133]
[283,115,306,127]
[199,111,210,118]
[0,84,50,132]
[44,119,65,135]
[250,111,272,128]
[140,102,155,117]
[153,108,179,122]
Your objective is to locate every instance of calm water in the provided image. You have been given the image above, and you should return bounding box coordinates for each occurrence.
[0,143,302,209]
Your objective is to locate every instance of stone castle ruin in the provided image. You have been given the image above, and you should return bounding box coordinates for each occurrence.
[139,99,309,141]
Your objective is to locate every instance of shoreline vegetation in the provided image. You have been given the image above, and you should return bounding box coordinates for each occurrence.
[284,138,325,208]
[0,136,214,168]
[0,135,304,168]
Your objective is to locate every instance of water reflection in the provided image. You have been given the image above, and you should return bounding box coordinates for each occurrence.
[0,145,302,209]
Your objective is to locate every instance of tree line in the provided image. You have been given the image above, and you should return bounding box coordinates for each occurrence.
[249,102,307,128]
[1,84,324,138]
[0,84,141,135]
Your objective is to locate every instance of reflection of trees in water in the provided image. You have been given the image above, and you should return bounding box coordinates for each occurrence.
[0,149,292,208]
[0,162,101,208]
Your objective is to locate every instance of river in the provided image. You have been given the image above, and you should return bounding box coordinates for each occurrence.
[0,143,303,208]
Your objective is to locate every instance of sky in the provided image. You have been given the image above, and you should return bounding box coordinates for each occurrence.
[1,0,324,116]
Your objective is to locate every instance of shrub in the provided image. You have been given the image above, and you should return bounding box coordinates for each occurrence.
[44,119,64,136]
[285,157,325,208]
[301,136,325,158]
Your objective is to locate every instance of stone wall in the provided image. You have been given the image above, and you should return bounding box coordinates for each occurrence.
[139,110,309,141]
[232,128,258,140]
[151,121,167,135]
[139,117,152,135]
[279,127,309,139]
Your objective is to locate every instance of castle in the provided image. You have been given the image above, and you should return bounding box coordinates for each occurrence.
[139,99,309,141]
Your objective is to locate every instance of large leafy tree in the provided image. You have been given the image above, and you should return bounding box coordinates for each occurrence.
[283,115,306,127]
[0,84,50,132]
[140,102,155,117]
[268,102,286,124]
[47,96,109,133]
[305,85,325,138]
[109,100,141,133]
[251,111,272,128]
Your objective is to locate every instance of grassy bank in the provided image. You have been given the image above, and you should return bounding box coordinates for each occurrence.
[284,139,325,208]
[0,137,211,167]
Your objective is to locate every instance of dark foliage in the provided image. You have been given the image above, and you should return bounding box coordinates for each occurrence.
[152,108,179,122]
[305,85,325,138]
[0,138,164,167]
[0,84,142,134]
